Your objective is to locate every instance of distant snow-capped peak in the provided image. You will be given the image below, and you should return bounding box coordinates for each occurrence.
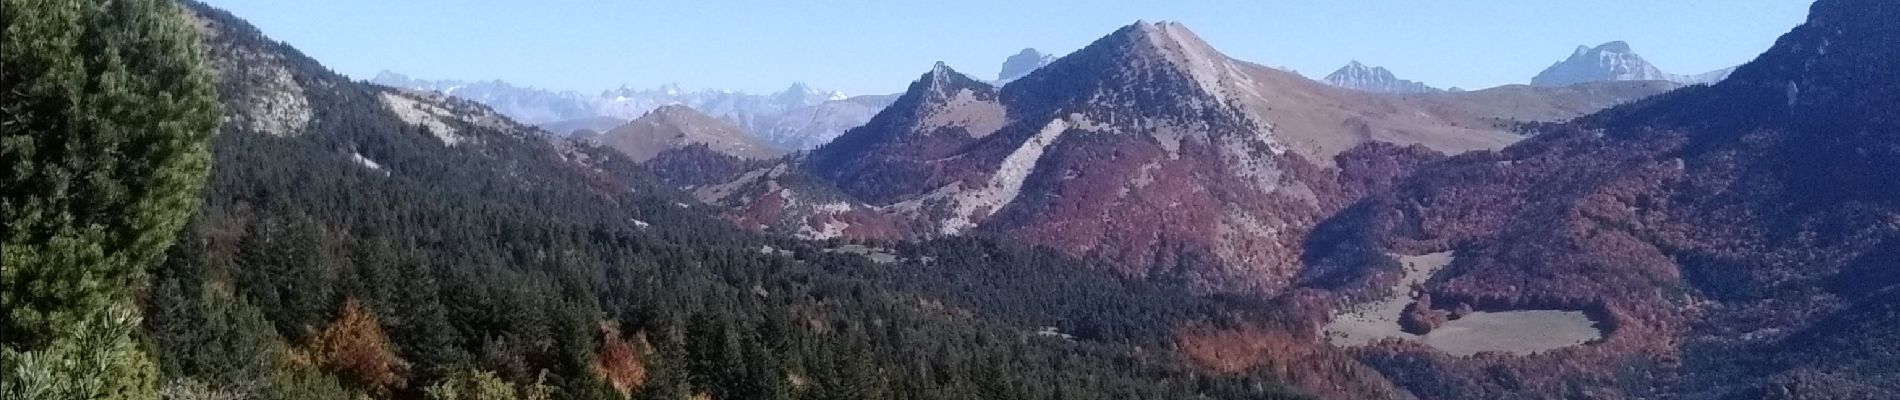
[369,72,873,148]
[997,48,1057,84]
[1532,41,1736,87]
[1323,61,1442,94]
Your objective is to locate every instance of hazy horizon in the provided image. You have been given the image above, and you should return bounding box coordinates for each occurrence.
[201,0,1810,95]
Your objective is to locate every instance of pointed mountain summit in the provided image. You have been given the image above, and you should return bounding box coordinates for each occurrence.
[917,62,995,101]
[597,105,782,162]
[1531,41,1738,87]
[1005,20,1250,118]
[1324,61,1442,94]
[1531,41,1674,86]
[1007,20,1528,162]
[807,62,1005,204]
[772,82,843,107]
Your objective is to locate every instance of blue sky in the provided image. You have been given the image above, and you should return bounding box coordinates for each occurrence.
[200,0,1814,95]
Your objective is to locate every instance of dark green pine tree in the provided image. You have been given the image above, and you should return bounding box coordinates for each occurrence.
[973,351,1025,400]
[738,334,789,400]
[806,341,890,400]
[684,313,744,399]
[146,231,284,395]
[2,0,221,398]
[381,257,470,385]
[632,329,693,400]
[234,212,335,341]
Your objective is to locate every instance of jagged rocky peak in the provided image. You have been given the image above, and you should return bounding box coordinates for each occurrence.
[1324,60,1442,94]
[1534,41,1741,86]
[1531,40,1673,86]
[773,82,843,106]
[1327,61,1390,81]
[925,61,961,84]
[1329,61,1376,79]
[997,48,1056,83]
[812,61,998,148]
[797,61,1011,209]
[912,61,995,102]
[839,62,1002,143]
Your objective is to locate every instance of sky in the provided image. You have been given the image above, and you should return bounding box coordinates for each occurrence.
[199,0,1815,96]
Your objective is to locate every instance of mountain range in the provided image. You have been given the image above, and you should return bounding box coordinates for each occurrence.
[368,71,885,149]
[1324,42,1740,96]
[694,20,1677,297]
[664,6,1900,395]
[371,47,1062,150]
[112,1,1900,399]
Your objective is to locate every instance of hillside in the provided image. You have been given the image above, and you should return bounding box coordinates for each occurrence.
[1410,80,1684,124]
[595,105,782,162]
[145,3,1321,400]
[1298,0,1900,397]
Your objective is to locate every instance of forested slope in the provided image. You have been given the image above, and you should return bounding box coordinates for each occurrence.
[142,3,1312,400]
[1298,0,1900,397]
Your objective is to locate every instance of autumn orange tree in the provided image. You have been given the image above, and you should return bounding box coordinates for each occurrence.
[299,299,409,397]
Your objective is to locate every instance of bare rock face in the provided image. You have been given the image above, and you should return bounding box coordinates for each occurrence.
[189,10,311,137]
[689,159,906,241]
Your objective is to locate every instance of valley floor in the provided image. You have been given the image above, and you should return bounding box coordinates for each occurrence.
[1322,252,1602,356]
